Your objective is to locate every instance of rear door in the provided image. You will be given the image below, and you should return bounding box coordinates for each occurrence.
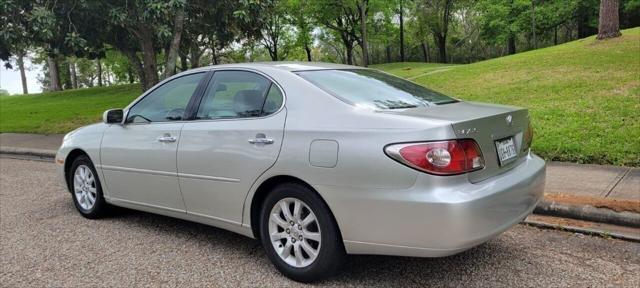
[101,72,206,210]
[177,70,286,223]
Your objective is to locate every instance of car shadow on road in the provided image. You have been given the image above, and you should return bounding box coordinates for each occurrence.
[59,197,520,286]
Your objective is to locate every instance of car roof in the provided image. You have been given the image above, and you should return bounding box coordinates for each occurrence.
[193,61,367,73]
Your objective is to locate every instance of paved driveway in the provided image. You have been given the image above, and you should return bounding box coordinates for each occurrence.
[1,157,638,287]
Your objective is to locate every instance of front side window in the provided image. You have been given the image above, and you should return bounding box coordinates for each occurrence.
[296,69,457,109]
[196,71,283,119]
[127,73,204,123]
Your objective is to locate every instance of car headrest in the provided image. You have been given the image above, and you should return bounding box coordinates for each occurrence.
[233,90,263,116]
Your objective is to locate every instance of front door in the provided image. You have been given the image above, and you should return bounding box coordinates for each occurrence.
[100,72,206,211]
[178,70,286,223]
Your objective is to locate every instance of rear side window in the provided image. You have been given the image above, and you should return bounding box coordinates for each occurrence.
[196,71,283,119]
[296,69,457,109]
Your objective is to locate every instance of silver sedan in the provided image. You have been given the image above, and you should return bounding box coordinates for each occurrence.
[56,62,545,282]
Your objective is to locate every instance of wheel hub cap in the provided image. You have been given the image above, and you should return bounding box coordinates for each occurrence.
[73,165,97,211]
[268,197,321,268]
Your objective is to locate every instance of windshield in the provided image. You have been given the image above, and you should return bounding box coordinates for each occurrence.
[296,69,457,109]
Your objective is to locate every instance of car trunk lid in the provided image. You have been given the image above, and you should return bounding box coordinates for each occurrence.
[381,101,530,183]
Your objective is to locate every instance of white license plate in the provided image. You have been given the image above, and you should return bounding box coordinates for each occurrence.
[495,137,517,165]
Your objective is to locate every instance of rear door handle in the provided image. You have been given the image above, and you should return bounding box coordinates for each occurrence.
[157,134,177,143]
[248,138,274,145]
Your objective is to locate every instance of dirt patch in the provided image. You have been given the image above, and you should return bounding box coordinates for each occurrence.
[544,193,640,214]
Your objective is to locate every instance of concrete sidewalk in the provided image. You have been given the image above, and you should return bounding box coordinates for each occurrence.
[1,132,638,201]
[1,132,638,225]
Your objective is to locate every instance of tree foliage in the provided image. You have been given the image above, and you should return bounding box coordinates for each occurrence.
[2,0,638,93]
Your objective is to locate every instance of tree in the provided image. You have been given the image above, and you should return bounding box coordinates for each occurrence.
[399,0,406,61]
[1,0,31,94]
[103,0,187,90]
[163,5,187,79]
[290,0,315,61]
[260,0,292,61]
[312,0,363,65]
[417,0,455,63]
[15,52,29,94]
[597,0,622,39]
[477,0,529,55]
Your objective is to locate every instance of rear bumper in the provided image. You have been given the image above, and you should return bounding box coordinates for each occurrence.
[318,153,546,257]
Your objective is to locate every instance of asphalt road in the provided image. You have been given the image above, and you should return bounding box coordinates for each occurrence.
[1,157,639,287]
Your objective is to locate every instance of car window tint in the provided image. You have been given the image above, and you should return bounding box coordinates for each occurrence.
[297,69,457,109]
[262,84,283,116]
[197,71,276,119]
[127,73,204,123]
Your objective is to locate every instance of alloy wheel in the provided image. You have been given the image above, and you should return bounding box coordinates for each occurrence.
[73,164,97,210]
[268,197,322,268]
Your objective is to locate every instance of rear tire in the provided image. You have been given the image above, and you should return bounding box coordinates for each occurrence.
[259,183,346,283]
[69,155,108,219]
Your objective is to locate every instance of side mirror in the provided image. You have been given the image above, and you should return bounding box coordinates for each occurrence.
[103,109,124,124]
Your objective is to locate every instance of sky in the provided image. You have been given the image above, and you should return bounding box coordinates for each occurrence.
[0,57,43,95]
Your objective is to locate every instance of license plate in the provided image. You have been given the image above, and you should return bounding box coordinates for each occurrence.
[495,137,517,165]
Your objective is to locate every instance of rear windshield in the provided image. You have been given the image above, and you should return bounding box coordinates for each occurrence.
[296,69,457,109]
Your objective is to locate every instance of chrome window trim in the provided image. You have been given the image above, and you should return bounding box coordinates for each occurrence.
[123,71,208,124]
[192,68,287,122]
[120,68,287,126]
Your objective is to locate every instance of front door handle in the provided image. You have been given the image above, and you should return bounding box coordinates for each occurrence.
[157,134,177,143]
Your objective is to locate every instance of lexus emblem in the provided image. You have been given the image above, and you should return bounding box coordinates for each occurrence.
[506,115,513,125]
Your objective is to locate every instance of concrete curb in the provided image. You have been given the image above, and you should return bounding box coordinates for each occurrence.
[534,199,640,228]
[0,147,56,160]
[523,218,640,243]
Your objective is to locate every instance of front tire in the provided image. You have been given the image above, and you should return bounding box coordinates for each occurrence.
[69,155,107,219]
[259,183,346,282]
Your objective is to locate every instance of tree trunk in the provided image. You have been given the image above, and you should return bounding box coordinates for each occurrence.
[507,35,516,55]
[359,1,369,67]
[16,53,28,94]
[64,60,73,89]
[421,42,428,62]
[531,1,536,49]
[272,42,279,61]
[211,46,219,65]
[345,44,354,65]
[127,67,134,84]
[138,31,159,90]
[124,50,147,91]
[163,7,186,79]
[180,54,189,70]
[399,0,405,62]
[69,58,78,89]
[554,26,558,45]
[425,41,431,62]
[47,56,61,91]
[385,45,391,63]
[189,45,201,68]
[96,58,103,87]
[304,44,312,62]
[597,0,621,39]
[434,34,447,63]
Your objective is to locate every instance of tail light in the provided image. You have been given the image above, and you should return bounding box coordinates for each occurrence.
[385,140,485,175]
[522,122,534,152]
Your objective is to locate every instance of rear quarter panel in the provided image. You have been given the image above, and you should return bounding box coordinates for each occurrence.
[241,68,457,228]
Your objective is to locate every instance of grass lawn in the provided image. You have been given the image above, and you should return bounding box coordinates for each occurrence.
[374,27,640,166]
[0,84,140,134]
[1,28,638,166]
